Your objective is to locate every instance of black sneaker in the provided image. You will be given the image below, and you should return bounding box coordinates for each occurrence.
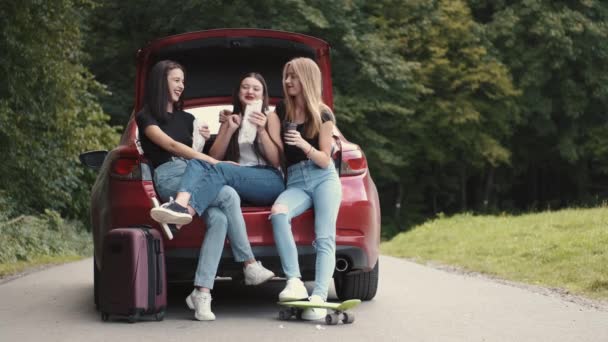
[150,199,192,225]
[151,198,175,240]
[168,224,180,234]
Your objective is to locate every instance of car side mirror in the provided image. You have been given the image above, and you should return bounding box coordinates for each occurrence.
[79,150,108,171]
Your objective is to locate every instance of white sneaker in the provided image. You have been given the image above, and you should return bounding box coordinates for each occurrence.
[243,261,275,286]
[185,289,216,321]
[278,278,309,302]
[151,197,173,240]
[301,295,327,321]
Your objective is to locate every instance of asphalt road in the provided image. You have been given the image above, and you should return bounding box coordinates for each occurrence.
[0,255,606,342]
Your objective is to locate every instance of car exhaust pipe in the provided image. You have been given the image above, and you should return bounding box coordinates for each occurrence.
[335,258,349,272]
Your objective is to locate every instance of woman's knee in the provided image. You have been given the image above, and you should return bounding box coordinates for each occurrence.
[205,208,228,232]
[313,236,336,254]
[271,204,288,216]
[270,204,289,225]
[216,186,240,207]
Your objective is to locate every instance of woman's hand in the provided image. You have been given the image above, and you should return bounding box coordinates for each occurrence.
[284,130,311,152]
[198,123,210,140]
[226,114,242,133]
[220,160,240,166]
[219,109,232,123]
[206,157,220,165]
[248,111,267,133]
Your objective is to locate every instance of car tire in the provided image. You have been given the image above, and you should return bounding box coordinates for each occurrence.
[94,257,100,310]
[334,260,379,301]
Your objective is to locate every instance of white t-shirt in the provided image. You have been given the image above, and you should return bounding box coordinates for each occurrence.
[238,141,267,167]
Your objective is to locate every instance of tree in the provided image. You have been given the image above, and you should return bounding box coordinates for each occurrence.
[468,0,608,207]
[362,0,518,224]
[0,0,118,220]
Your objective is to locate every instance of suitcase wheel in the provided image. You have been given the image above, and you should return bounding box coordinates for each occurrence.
[101,312,109,321]
[128,313,140,323]
[155,310,165,322]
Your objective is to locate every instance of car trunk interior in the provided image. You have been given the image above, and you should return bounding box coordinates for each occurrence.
[149,36,317,100]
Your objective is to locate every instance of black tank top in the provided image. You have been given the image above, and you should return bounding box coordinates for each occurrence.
[275,101,334,168]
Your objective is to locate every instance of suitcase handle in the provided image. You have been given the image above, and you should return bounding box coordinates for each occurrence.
[142,228,163,301]
[155,240,163,295]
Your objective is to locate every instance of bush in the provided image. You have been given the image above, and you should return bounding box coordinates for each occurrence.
[0,1,119,222]
[0,209,91,264]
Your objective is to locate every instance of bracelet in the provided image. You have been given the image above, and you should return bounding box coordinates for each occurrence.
[306,145,314,158]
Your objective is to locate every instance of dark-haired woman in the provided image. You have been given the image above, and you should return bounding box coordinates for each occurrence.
[150,72,286,221]
[210,73,282,167]
[137,61,276,321]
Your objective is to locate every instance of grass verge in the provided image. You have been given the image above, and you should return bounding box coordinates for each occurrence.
[381,207,608,299]
[0,255,87,278]
[0,210,92,278]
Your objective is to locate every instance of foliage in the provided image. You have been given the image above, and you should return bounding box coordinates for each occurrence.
[0,0,119,221]
[467,0,608,208]
[360,0,519,224]
[0,210,92,265]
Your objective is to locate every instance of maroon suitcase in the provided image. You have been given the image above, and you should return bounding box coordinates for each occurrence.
[99,227,167,322]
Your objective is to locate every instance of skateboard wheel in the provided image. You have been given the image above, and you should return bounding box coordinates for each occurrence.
[342,311,355,324]
[325,313,340,325]
[279,309,291,320]
[295,308,303,320]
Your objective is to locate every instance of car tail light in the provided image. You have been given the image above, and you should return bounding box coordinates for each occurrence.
[111,158,142,180]
[340,149,367,176]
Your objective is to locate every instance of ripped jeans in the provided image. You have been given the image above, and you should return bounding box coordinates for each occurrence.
[153,158,258,289]
[270,159,342,300]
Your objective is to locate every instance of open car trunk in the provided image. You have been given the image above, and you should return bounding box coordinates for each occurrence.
[135,29,333,109]
[132,29,339,211]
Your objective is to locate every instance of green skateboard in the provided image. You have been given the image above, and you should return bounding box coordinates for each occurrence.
[277,299,361,325]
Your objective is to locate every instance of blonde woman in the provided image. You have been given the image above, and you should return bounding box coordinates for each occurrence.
[270,58,342,320]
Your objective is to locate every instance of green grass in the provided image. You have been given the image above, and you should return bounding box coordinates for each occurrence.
[0,211,92,278]
[381,207,608,299]
[0,255,87,278]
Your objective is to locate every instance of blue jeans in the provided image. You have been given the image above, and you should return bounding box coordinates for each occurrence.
[178,160,285,215]
[153,159,264,289]
[153,158,188,202]
[194,186,255,289]
[270,159,342,300]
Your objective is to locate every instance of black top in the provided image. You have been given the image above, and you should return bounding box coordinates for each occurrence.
[135,109,195,168]
[275,101,334,168]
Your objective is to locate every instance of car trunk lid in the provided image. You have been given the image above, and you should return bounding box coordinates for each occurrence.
[134,29,333,111]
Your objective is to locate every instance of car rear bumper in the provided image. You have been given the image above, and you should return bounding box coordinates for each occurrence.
[165,244,369,282]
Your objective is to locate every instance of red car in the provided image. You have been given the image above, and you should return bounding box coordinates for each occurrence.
[80,29,381,307]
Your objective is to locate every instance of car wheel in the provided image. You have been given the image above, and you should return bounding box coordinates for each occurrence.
[334,260,379,301]
[94,257,100,310]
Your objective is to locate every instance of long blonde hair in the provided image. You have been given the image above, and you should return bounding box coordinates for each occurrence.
[282,57,332,139]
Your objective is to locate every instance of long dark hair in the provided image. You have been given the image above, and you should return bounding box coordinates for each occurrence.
[224,73,274,164]
[143,60,185,123]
